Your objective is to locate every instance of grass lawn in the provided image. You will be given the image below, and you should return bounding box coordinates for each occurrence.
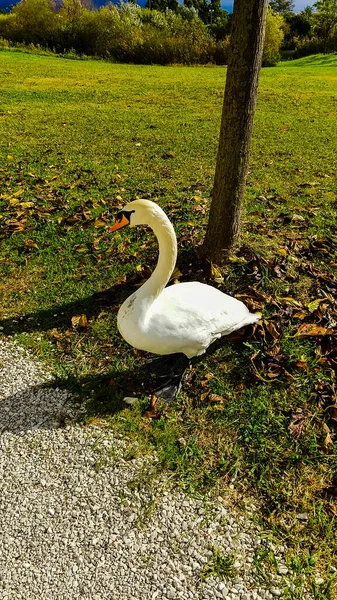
[0,50,337,597]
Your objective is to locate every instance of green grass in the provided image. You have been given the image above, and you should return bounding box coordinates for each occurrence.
[0,50,336,596]
[201,546,235,580]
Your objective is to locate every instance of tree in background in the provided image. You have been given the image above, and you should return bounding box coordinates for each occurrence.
[179,5,199,20]
[207,0,222,22]
[209,9,230,40]
[182,0,226,25]
[60,0,84,21]
[12,0,59,45]
[269,0,294,13]
[313,0,337,51]
[145,0,178,12]
[285,7,313,39]
[202,0,268,262]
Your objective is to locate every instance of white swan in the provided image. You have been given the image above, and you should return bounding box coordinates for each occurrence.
[110,199,260,397]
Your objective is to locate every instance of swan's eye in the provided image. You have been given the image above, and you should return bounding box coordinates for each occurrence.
[121,210,135,224]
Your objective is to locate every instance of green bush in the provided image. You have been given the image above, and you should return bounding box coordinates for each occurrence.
[0,0,217,64]
[12,0,61,47]
[0,0,281,67]
[292,35,336,57]
[262,8,285,66]
[212,36,230,65]
[0,13,18,42]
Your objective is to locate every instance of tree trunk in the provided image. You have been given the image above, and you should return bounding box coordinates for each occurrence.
[201,0,268,263]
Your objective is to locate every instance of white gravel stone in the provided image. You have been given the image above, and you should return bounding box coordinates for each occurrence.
[0,339,314,600]
[278,565,288,575]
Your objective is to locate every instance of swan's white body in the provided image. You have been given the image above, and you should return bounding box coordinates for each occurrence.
[114,200,259,359]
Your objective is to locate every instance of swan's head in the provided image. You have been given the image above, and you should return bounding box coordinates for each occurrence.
[109,199,165,232]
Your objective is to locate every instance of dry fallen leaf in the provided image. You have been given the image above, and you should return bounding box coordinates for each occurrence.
[307,298,324,313]
[323,423,334,449]
[142,395,161,420]
[295,356,309,371]
[293,310,308,320]
[201,373,215,387]
[93,236,103,250]
[94,218,107,228]
[292,213,305,222]
[71,314,88,329]
[20,201,35,209]
[277,297,303,308]
[294,324,336,338]
[24,239,39,250]
[211,264,224,284]
[209,393,225,404]
[289,409,308,440]
[264,320,280,341]
[278,247,288,257]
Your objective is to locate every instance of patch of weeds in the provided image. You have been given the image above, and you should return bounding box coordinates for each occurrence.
[311,573,337,600]
[134,498,159,529]
[92,445,120,473]
[126,464,163,527]
[283,554,325,600]
[201,545,235,580]
[253,545,278,582]
[123,442,143,461]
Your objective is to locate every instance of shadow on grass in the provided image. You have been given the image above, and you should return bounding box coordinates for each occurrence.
[54,360,154,418]
[286,54,337,67]
[0,285,128,335]
[1,333,256,434]
[0,247,205,336]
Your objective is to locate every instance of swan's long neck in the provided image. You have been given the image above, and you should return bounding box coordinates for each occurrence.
[136,212,177,303]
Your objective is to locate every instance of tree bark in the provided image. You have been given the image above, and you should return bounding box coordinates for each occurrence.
[201,0,268,263]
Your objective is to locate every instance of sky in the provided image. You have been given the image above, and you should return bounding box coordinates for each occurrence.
[293,0,314,9]
[223,1,314,11]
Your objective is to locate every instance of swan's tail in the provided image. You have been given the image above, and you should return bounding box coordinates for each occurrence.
[244,312,261,326]
[222,311,261,337]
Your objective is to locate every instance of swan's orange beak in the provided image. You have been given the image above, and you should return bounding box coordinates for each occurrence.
[109,214,129,232]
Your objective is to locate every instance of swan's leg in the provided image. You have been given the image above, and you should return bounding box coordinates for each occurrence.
[147,353,190,401]
[146,354,179,374]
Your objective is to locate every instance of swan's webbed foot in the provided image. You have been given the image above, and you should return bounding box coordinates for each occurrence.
[147,353,190,401]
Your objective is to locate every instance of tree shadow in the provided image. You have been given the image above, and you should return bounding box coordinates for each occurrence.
[0,379,74,435]
[0,283,130,336]
[0,247,207,336]
[0,359,153,435]
[55,360,154,417]
[0,326,260,435]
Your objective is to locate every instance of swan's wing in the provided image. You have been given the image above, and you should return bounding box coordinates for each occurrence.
[146,282,259,357]
[155,282,258,331]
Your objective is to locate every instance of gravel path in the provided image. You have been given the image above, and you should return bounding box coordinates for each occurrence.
[0,339,304,600]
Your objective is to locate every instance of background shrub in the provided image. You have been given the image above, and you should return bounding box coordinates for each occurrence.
[263,8,285,66]
[0,0,284,66]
